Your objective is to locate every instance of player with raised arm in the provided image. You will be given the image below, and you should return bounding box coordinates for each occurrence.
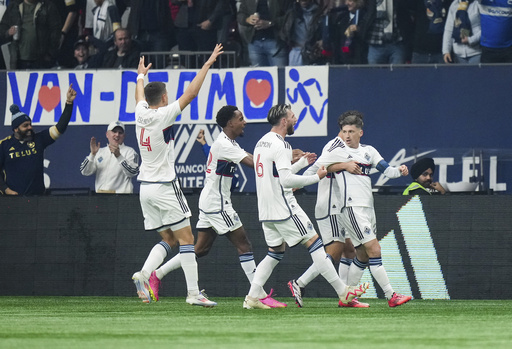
[328,110,412,308]
[244,104,369,309]
[147,105,285,307]
[131,44,223,306]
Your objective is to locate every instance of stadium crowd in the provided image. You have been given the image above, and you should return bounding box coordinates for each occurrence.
[0,0,510,70]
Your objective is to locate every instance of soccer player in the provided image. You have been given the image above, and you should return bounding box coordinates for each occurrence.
[328,110,412,308]
[148,105,285,307]
[131,44,223,306]
[288,133,365,308]
[244,104,369,309]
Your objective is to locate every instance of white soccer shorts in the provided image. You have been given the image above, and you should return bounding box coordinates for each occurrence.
[262,206,318,248]
[340,206,377,247]
[139,181,192,231]
[196,206,243,235]
[316,214,346,245]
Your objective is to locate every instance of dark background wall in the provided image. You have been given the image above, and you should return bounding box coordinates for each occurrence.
[1,194,510,300]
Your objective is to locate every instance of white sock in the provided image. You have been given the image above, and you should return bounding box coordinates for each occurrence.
[179,245,199,295]
[141,241,171,279]
[369,257,394,299]
[338,257,353,284]
[239,252,257,283]
[155,254,181,280]
[347,257,367,286]
[309,239,346,296]
[248,252,283,299]
[297,264,319,288]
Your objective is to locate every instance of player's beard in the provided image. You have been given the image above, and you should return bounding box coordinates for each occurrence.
[286,123,295,135]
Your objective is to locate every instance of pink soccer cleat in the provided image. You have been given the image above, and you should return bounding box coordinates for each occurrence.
[149,271,161,302]
[388,293,412,307]
[259,289,287,308]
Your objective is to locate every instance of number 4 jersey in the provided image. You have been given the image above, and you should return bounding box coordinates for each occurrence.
[135,100,182,182]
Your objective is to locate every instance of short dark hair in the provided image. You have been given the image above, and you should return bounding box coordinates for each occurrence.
[216,105,239,128]
[267,104,291,126]
[338,110,364,129]
[144,82,167,106]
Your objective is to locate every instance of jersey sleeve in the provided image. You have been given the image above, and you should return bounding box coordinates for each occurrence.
[159,100,182,127]
[224,143,248,164]
[80,154,97,176]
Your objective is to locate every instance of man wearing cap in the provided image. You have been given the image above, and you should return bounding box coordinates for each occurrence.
[0,85,77,195]
[79,121,139,194]
[403,157,447,195]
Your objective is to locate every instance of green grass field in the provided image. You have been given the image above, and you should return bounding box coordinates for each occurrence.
[1,297,511,349]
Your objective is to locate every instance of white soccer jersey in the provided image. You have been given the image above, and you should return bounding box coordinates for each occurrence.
[334,144,384,208]
[135,100,181,182]
[80,144,139,193]
[305,137,346,219]
[253,131,319,222]
[199,131,248,213]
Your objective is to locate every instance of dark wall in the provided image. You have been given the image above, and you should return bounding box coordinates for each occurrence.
[1,194,510,299]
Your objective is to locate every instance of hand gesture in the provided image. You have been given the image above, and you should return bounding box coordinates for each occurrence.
[90,136,100,155]
[291,149,304,164]
[138,56,152,76]
[399,164,408,176]
[345,161,361,174]
[66,84,77,103]
[303,152,317,165]
[205,44,224,67]
[430,182,446,194]
[196,129,206,145]
[109,143,121,158]
[316,165,327,179]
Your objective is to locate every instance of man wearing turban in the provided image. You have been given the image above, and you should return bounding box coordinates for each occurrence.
[403,157,447,195]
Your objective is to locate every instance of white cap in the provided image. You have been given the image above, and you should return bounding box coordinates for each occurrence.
[107,121,125,132]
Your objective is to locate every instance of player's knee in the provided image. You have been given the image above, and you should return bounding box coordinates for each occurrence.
[195,245,211,258]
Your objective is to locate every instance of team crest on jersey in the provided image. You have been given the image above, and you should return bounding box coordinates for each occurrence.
[98,157,103,163]
[364,153,370,162]
[307,221,313,230]
[28,142,35,148]
[364,227,371,235]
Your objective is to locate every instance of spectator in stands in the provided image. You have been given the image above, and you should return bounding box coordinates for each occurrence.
[172,0,226,52]
[410,0,450,64]
[73,37,102,69]
[237,0,289,67]
[442,0,481,64]
[365,0,414,64]
[127,0,175,54]
[54,0,79,68]
[91,0,121,42]
[80,121,139,194]
[102,28,140,68]
[0,85,77,196]
[478,0,512,63]
[403,157,447,195]
[328,0,370,64]
[0,0,61,69]
[281,0,326,66]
